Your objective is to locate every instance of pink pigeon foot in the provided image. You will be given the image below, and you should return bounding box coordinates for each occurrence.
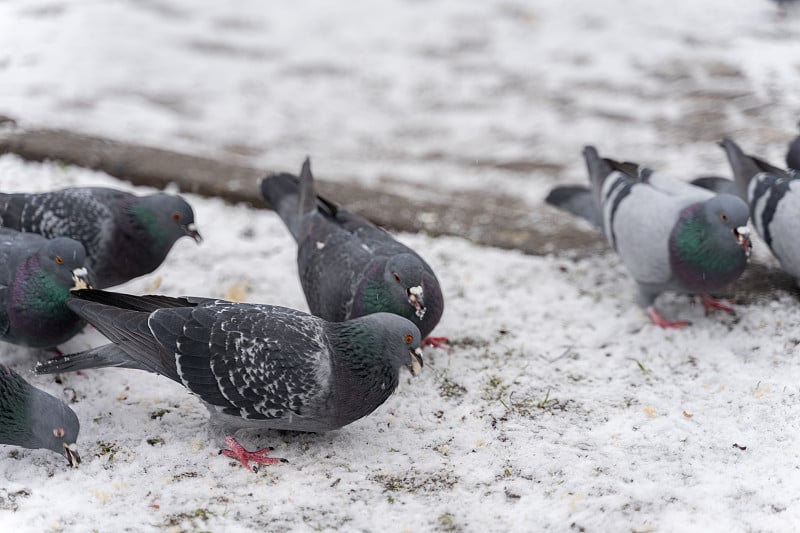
[699,294,735,315]
[647,307,690,329]
[421,336,449,349]
[219,436,287,472]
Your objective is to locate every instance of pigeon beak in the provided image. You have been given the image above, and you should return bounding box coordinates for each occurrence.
[63,443,81,468]
[734,226,751,257]
[407,286,426,320]
[184,223,203,243]
[70,267,91,290]
[409,347,424,376]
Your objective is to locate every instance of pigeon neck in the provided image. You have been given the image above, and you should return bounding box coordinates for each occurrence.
[127,202,169,252]
[357,279,413,320]
[668,204,746,291]
[0,370,35,446]
[329,322,399,405]
[9,256,82,345]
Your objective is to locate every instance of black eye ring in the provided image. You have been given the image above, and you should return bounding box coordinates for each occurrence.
[393,273,401,282]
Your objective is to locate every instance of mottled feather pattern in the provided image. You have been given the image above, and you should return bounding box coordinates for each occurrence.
[152,303,330,421]
[0,188,114,261]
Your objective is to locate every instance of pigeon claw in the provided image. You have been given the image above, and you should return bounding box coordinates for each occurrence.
[646,307,690,329]
[220,436,286,472]
[699,294,736,316]
[421,336,449,350]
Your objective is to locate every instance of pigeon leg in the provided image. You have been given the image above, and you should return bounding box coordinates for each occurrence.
[421,336,449,349]
[699,294,735,316]
[219,436,287,472]
[646,307,690,329]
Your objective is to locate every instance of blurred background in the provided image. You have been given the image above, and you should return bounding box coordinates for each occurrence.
[0,0,797,208]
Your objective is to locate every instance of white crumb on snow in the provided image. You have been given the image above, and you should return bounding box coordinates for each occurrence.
[0,1,800,531]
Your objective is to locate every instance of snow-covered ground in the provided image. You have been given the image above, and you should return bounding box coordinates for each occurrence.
[2,0,800,531]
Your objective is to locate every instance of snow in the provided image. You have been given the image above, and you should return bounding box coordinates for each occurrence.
[1,0,800,531]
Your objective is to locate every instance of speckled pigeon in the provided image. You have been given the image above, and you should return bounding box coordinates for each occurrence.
[711,138,800,282]
[260,158,445,347]
[0,364,81,467]
[0,187,201,289]
[35,289,424,471]
[0,228,91,347]
[546,146,751,328]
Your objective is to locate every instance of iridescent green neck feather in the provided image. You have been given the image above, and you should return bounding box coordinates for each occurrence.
[128,204,168,250]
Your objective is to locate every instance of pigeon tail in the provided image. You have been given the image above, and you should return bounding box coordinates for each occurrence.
[260,172,303,241]
[545,185,603,229]
[298,157,318,218]
[582,145,616,209]
[60,292,181,381]
[786,130,800,171]
[719,138,788,200]
[690,176,739,196]
[35,344,144,374]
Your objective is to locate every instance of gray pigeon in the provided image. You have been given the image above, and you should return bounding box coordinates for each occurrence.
[546,146,751,328]
[0,364,81,467]
[35,289,424,471]
[0,187,201,289]
[260,159,445,347]
[713,138,800,282]
[0,228,91,347]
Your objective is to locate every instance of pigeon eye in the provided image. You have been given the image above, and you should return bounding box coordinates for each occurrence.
[720,212,729,222]
[53,428,65,438]
[393,273,401,282]
[404,334,413,344]
[172,212,182,221]
[54,256,64,265]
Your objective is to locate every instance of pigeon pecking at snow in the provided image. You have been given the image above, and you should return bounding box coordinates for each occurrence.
[546,146,751,328]
[260,158,446,348]
[705,138,800,284]
[35,289,424,472]
[0,187,201,289]
[0,364,81,467]
[0,228,91,348]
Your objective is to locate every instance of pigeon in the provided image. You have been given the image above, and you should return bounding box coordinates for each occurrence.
[546,146,751,328]
[787,124,800,171]
[0,187,201,289]
[0,364,81,467]
[35,289,424,471]
[0,228,92,347]
[708,138,800,282]
[260,158,445,347]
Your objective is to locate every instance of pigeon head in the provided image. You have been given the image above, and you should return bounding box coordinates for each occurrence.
[702,194,752,256]
[384,254,431,322]
[339,313,424,377]
[363,313,424,376]
[27,386,81,467]
[133,194,202,249]
[38,237,93,291]
[669,193,751,292]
